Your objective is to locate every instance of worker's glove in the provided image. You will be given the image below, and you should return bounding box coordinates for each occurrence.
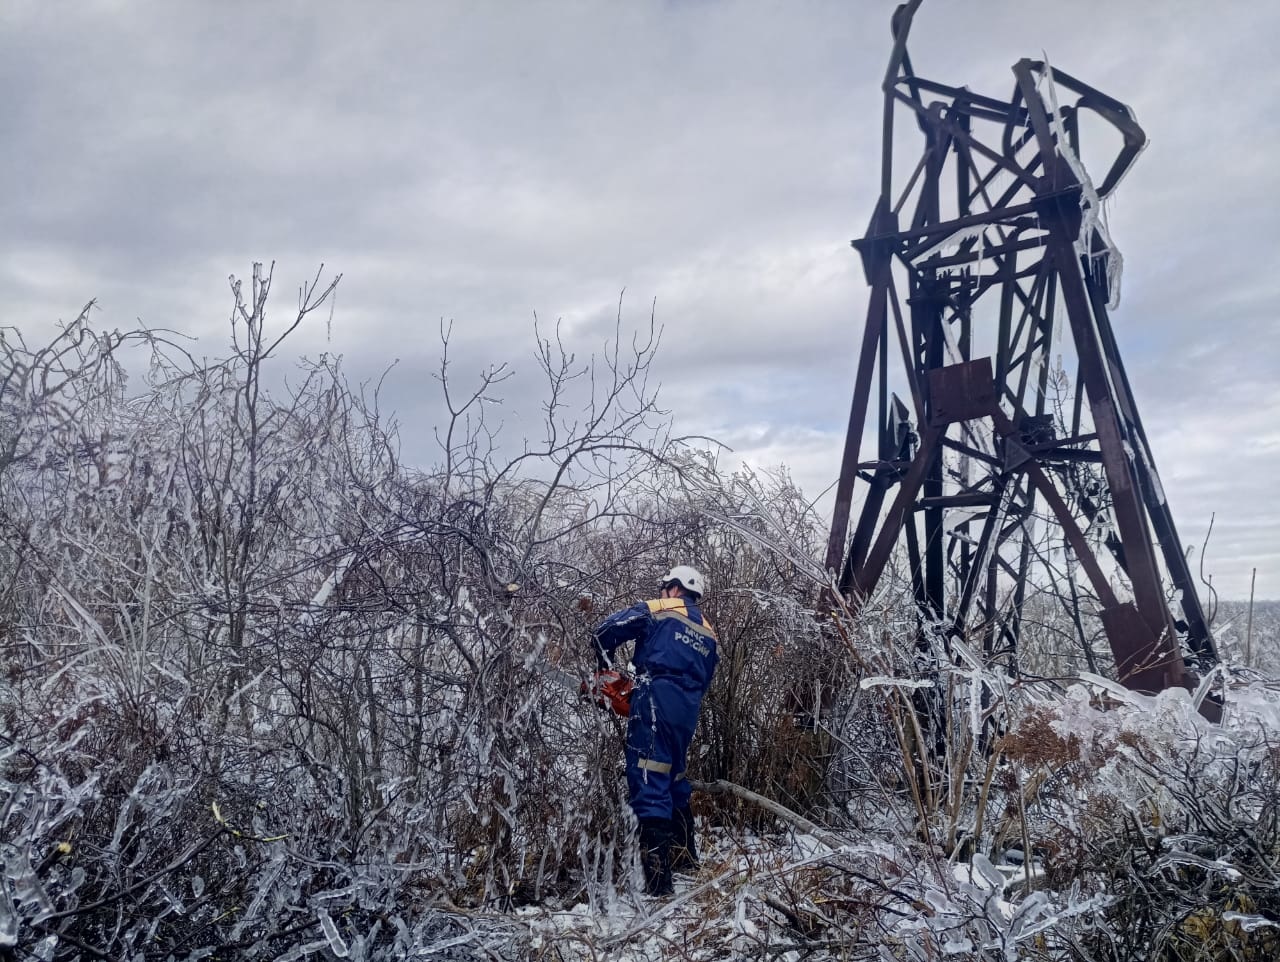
[581,669,633,717]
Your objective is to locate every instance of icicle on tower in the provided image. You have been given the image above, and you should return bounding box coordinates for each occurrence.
[825,0,1217,694]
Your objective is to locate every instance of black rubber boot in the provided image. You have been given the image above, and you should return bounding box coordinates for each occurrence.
[670,804,700,873]
[638,818,674,897]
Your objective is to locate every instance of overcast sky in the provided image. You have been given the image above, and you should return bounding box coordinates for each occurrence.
[3,0,1277,600]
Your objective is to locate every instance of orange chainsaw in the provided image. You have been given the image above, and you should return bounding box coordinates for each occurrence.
[580,668,634,717]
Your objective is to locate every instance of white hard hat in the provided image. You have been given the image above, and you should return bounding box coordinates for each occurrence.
[659,565,707,598]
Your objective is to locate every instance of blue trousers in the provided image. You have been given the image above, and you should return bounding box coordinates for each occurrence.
[625,680,697,820]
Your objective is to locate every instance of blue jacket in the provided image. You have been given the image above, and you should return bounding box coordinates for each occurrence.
[593,597,719,698]
[595,597,719,820]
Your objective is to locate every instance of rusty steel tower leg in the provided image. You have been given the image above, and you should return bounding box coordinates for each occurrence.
[825,2,1217,697]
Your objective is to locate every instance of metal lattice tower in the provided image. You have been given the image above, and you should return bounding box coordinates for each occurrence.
[825,1,1216,694]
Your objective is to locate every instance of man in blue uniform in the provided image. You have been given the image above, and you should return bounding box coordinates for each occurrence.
[591,565,719,896]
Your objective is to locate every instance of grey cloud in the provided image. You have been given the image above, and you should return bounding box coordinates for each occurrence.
[3,0,1278,598]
